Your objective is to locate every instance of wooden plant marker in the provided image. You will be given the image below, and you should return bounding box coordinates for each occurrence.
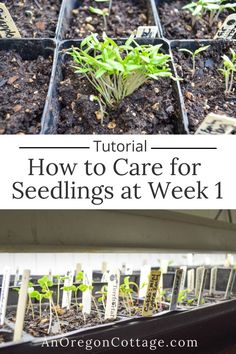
[209,267,218,296]
[105,269,120,320]
[61,271,73,310]
[224,268,236,300]
[48,269,53,281]
[197,268,207,306]
[101,262,107,274]
[142,269,161,317]
[170,269,183,311]
[13,268,20,287]
[180,266,187,292]
[160,260,169,293]
[0,3,21,38]
[187,269,195,292]
[195,113,236,135]
[121,263,126,274]
[195,267,205,297]
[0,268,11,326]
[13,269,30,342]
[82,268,93,315]
[76,263,82,275]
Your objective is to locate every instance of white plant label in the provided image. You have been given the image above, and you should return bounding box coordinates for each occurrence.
[13,269,30,342]
[195,267,205,297]
[214,14,236,39]
[160,260,169,291]
[136,26,159,38]
[101,262,107,274]
[48,269,53,282]
[125,265,134,275]
[197,268,207,306]
[105,269,120,320]
[101,271,110,283]
[0,268,11,326]
[170,269,183,311]
[224,268,236,300]
[0,3,21,38]
[195,113,236,135]
[76,263,82,275]
[180,266,187,292]
[14,268,20,287]
[82,268,93,315]
[187,269,195,292]
[139,265,151,298]
[142,269,161,317]
[209,267,218,296]
[121,263,126,274]
[62,271,73,310]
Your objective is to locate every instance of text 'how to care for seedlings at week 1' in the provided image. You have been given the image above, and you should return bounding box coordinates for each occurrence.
[8,147,226,206]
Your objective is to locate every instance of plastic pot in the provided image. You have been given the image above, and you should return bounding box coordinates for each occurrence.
[0,0,63,40]
[41,37,189,134]
[170,39,236,133]
[57,0,161,40]
[0,38,56,135]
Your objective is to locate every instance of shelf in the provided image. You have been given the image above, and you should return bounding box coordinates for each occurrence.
[0,210,235,252]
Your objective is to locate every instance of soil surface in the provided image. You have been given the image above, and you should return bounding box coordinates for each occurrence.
[158,0,233,39]
[0,329,12,344]
[173,42,236,132]
[57,59,179,134]
[0,51,53,134]
[2,0,61,38]
[65,0,152,39]
[7,307,118,337]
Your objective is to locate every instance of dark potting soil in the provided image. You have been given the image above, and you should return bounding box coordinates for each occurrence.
[173,42,236,132]
[0,51,53,134]
[7,308,116,337]
[158,0,232,39]
[2,0,61,38]
[0,324,13,345]
[65,0,151,39]
[57,61,178,134]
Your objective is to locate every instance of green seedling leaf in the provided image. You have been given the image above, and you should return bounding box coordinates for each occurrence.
[194,45,211,56]
[89,6,108,16]
[76,271,84,282]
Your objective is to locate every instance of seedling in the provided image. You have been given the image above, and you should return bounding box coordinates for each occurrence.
[219,48,236,94]
[183,0,236,27]
[29,290,45,319]
[68,33,173,112]
[90,0,113,29]
[178,289,189,304]
[38,275,61,334]
[96,285,108,310]
[54,274,69,307]
[119,276,140,315]
[179,45,210,76]
[95,0,113,14]
[89,7,109,31]
[80,283,103,322]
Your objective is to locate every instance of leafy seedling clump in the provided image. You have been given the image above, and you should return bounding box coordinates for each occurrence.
[183,0,236,27]
[68,33,173,114]
[219,48,236,94]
